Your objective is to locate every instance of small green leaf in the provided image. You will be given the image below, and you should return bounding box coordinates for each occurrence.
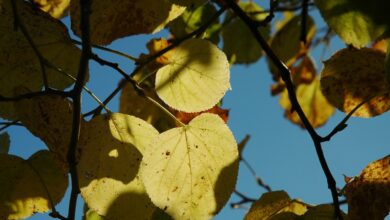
[0,132,10,154]
[141,113,239,220]
[155,38,231,112]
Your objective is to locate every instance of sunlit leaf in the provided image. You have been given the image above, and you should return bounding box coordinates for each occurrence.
[70,0,185,45]
[83,209,106,220]
[32,0,70,18]
[169,3,220,44]
[0,132,10,154]
[156,38,230,113]
[280,78,335,128]
[320,47,390,117]
[0,0,83,120]
[315,0,390,48]
[345,155,390,220]
[0,150,68,219]
[141,113,239,220]
[244,191,308,220]
[222,2,270,64]
[15,93,74,169]
[78,113,159,220]
[269,15,316,80]
[303,204,347,220]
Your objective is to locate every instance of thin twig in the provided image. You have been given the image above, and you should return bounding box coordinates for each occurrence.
[231,190,256,208]
[222,0,342,218]
[241,158,272,192]
[0,90,70,102]
[300,0,309,44]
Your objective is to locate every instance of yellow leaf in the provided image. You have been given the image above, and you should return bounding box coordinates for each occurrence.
[302,204,347,220]
[245,191,308,220]
[70,0,185,45]
[0,0,83,120]
[15,93,74,169]
[32,0,70,18]
[0,150,68,220]
[140,113,239,220]
[345,155,390,220]
[156,38,231,113]
[279,78,335,128]
[320,47,390,117]
[78,113,159,220]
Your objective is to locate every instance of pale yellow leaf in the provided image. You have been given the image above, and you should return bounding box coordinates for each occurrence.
[0,0,83,120]
[70,0,185,45]
[156,38,231,112]
[320,47,390,117]
[78,113,159,220]
[141,113,239,220]
[0,150,68,220]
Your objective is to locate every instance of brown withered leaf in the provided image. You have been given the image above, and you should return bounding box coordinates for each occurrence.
[174,105,229,125]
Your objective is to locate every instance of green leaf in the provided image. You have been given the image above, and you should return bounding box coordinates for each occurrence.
[0,132,10,154]
[222,2,270,64]
[155,38,231,113]
[315,0,390,48]
[0,150,68,220]
[0,0,84,120]
[320,47,390,117]
[302,204,347,220]
[141,113,239,220]
[70,0,185,45]
[78,113,159,220]
[244,191,308,220]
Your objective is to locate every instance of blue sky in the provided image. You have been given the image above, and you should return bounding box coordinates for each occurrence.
[5,1,390,219]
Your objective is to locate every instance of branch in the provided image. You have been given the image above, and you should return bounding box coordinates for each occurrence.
[231,190,256,209]
[300,0,309,44]
[66,0,92,219]
[0,120,22,133]
[0,90,70,102]
[221,0,342,218]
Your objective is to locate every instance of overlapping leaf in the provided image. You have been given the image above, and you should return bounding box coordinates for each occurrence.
[0,132,10,154]
[155,38,231,112]
[78,113,159,220]
[141,113,239,220]
[222,2,270,64]
[320,47,390,117]
[15,94,74,169]
[70,0,185,45]
[315,0,390,48]
[32,0,70,18]
[0,150,68,219]
[345,155,390,220]
[280,77,335,128]
[0,0,83,120]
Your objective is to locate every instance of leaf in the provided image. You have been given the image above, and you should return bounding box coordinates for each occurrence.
[78,113,159,220]
[174,105,229,124]
[0,0,84,120]
[169,3,220,44]
[244,191,308,220]
[302,204,347,220]
[0,150,68,220]
[70,0,185,45]
[0,132,10,154]
[140,113,239,220]
[269,15,316,80]
[315,0,390,48]
[168,0,206,7]
[222,2,270,64]
[344,155,390,220]
[155,38,231,113]
[15,93,74,169]
[320,47,390,117]
[32,0,70,18]
[279,78,335,128]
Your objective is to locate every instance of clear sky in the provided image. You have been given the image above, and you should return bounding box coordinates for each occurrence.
[5,1,390,219]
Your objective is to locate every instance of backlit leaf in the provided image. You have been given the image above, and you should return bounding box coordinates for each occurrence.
[141,113,239,220]
[32,0,70,18]
[345,155,390,220]
[315,0,390,48]
[0,0,83,120]
[302,204,347,220]
[0,150,68,219]
[15,94,74,169]
[222,2,270,64]
[0,132,10,154]
[78,113,159,220]
[320,47,390,117]
[155,38,231,112]
[70,0,185,45]
[280,78,335,128]
[244,191,308,220]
